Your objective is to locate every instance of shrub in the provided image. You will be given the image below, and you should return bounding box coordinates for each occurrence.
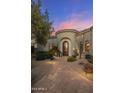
[72,55,77,58]
[36,51,50,60]
[85,54,93,63]
[73,49,79,58]
[84,63,93,73]
[48,46,60,56]
[67,56,77,62]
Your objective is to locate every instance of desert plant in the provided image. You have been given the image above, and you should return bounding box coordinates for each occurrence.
[84,63,93,73]
[73,49,79,58]
[48,46,60,56]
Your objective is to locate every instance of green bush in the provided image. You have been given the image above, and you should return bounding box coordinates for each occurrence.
[85,54,93,63]
[36,51,49,60]
[67,56,77,62]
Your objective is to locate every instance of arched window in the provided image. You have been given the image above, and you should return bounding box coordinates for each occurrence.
[85,40,90,52]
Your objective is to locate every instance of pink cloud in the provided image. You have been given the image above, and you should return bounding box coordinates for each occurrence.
[55,13,92,31]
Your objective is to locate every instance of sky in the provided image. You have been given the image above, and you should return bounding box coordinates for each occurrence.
[41,0,93,31]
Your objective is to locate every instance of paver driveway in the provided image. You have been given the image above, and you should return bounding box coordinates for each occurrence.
[31,57,93,93]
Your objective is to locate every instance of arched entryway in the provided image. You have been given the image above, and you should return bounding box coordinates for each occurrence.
[63,41,69,56]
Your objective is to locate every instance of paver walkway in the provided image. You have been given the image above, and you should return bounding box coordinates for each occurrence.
[31,57,93,93]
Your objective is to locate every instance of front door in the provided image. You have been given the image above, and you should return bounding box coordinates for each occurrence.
[63,41,69,56]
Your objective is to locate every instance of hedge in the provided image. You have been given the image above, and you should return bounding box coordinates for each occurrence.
[36,51,53,60]
[85,54,93,63]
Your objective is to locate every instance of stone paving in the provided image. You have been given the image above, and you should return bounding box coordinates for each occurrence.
[31,57,93,93]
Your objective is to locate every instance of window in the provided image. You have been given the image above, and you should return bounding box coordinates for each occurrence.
[85,40,90,52]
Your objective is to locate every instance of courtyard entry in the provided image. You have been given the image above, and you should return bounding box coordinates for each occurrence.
[63,41,69,56]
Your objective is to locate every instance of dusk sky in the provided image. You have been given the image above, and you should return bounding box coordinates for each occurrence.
[41,0,93,31]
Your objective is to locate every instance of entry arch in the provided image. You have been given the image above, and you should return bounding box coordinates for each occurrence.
[60,38,72,56]
[62,41,69,56]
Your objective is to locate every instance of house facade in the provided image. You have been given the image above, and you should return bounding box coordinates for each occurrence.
[32,26,93,57]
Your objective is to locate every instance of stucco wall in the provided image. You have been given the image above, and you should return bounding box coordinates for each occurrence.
[42,38,57,51]
[56,31,78,56]
[83,31,93,55]
[34,27,93,56]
